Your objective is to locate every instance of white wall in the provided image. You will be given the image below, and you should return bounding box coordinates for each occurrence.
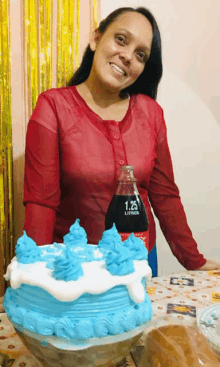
[100,0,220,275]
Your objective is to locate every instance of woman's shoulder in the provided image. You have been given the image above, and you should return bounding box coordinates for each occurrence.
[30,86,78,133]
[39,86,76,102]
[132,93,166,140]
[34,86,80,119]
[133,93,163,114]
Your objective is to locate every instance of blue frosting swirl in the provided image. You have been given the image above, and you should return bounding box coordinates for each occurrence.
[108,314,126,335]
[55,318,76,340]
[123,233,148,260]
[23,313,36,332]
[10,307,25,325]
[93,315,111,337]
[52,245,84,281]
[63,219,87,247]
[122,309,137,331]
[15,231,41,264]
[41,244,62,269]
[53,242,63,249]
[4,287,152,340]
[75,320,94,340]
[98,224,122,250]
[106,241,134,276]
[46,261,54,270]
[140,306,152,324]
[44,246,57,253]
[73,245,95,263]
[36,317,56,335]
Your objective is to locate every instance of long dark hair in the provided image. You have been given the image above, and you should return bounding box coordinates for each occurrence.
[68,7,162,100]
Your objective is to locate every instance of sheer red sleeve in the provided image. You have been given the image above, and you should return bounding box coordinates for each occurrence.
[148,109,206,270]
[23,94,60,245]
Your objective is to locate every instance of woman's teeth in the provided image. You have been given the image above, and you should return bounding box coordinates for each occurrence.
[111,63,125,75]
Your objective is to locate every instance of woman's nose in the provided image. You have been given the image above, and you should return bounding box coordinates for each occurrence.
[119,48,132,64]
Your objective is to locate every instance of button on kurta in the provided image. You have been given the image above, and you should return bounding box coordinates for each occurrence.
[113,134,120,140]
[119,160,125,165]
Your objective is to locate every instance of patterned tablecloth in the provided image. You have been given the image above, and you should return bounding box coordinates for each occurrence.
[1,270,220,367]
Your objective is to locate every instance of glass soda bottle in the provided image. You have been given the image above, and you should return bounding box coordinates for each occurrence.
[105,166,149,248]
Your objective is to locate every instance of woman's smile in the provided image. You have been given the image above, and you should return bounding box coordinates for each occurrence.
[87,11,153,95]
[109,62,127,76]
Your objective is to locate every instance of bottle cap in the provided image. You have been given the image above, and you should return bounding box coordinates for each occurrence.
[119,166,136,182]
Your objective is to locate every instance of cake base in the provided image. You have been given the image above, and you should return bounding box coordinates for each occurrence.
[15,328,143,367]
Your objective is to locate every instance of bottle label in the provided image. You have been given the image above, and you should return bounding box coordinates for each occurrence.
[124,199,139,215]
[119,231,149,249]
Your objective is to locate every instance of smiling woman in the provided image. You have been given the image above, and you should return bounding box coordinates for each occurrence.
[75,11,154,120]
[23,6,220,277]
[69,7,162,98]
[86,11,153,97]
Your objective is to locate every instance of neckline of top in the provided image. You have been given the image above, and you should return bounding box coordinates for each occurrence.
[72,85,133,124]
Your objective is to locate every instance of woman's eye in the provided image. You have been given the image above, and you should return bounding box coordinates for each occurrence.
[137,52,145,59]
[115,35,126,43]
[137,52,147,62]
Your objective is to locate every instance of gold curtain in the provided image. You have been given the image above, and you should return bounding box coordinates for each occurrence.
[23,0,54,117]
[57,0,80,87]
[23,0,101,115]
[23,0,100,113]
[0,0,14,296]
[0,0,100,296]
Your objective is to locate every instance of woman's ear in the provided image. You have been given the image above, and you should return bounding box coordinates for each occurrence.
[90,29,101,51]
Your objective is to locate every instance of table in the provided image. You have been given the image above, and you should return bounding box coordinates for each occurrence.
[1,270,220,367]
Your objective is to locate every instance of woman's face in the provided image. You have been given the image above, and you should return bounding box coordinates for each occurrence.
[89,11,153,94]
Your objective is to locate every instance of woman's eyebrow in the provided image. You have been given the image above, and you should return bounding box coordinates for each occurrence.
[116,28,151,52]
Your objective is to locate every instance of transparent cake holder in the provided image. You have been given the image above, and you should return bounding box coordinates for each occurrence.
[12,320,148,350]
[11,321,149,367]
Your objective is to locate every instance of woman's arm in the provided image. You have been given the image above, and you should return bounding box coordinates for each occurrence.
[197,259,220,270]
[146,104,208,270]
[24,203,56,245]
[23,93,60,245]
[148,136,206,270]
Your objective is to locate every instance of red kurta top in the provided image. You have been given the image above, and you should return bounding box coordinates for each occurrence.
[23,86,206,270]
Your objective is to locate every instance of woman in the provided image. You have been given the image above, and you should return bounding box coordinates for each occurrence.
[23,7,220,276]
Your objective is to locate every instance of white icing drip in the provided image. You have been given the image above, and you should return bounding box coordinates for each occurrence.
[41,245,63,258]
[93,249,103,259]
[5,252,152,304]
[127,280,146,303]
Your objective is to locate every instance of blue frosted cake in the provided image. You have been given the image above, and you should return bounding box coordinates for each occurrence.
[4,220,152,346]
